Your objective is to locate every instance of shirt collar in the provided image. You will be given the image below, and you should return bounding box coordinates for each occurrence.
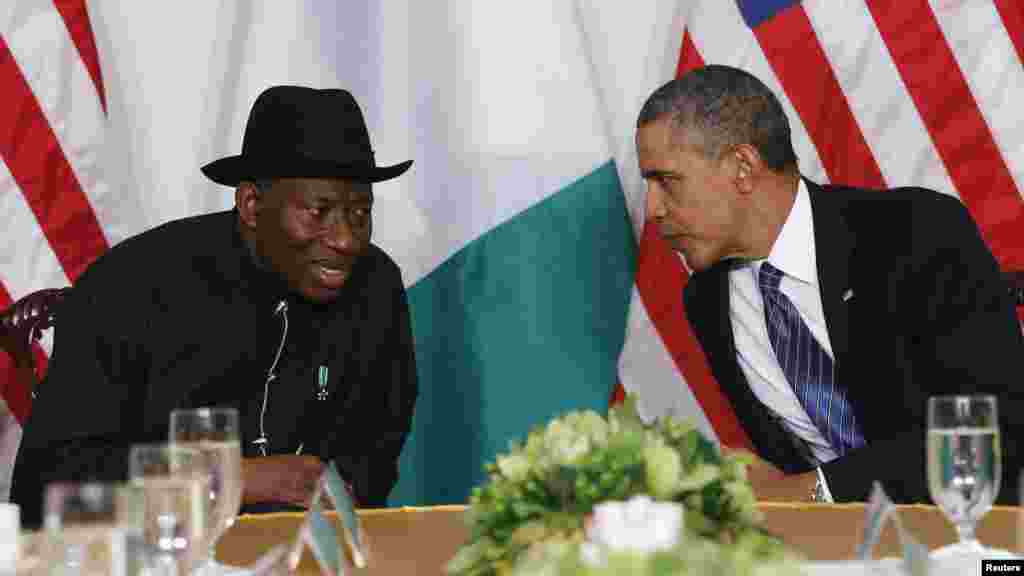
[763,179,817,286]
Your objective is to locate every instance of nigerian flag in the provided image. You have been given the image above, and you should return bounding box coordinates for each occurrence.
[373,3,640,505]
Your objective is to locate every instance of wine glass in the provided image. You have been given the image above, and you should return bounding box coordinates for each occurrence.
[170,407,242,571]
[926,395,1001,552]
[129,443,211,575]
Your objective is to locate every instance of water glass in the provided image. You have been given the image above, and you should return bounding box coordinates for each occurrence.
[129,443,211,575]
[42,482,119,574]
[169,407,242,569]
[926,394,1001,550]
[113,484,148,576]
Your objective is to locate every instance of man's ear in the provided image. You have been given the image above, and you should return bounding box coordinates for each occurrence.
[236,181,263,229]
[731,144,763,195]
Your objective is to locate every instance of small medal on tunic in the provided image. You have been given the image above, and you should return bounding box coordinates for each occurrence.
[316,365,329,401]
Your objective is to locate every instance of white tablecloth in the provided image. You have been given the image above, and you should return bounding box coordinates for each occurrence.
[214,552,1019,576]
[802,545,1020,576]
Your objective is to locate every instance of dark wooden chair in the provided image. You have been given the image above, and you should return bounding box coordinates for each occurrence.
[1,287,70,397]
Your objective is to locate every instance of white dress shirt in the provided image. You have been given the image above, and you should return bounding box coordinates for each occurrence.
[728,180,840,489]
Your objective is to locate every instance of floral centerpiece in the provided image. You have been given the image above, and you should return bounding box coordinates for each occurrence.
[446,397,801,575]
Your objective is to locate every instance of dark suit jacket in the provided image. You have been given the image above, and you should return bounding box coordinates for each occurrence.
[684,180,1024,504]
[11,210,418,527]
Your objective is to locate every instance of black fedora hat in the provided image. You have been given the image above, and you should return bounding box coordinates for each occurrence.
[202,86,412,186]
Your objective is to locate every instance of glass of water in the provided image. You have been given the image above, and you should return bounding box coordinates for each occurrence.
[170,407,242,570]
[129,443,211,575]
[42,482,118,574]
[927,395,1001,550]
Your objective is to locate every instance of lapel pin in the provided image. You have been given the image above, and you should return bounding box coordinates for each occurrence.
[842,289,854,302]
[316,365,329,401]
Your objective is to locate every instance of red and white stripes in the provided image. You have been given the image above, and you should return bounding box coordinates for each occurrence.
[0,1,107,425]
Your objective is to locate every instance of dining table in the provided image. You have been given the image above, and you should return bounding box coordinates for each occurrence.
[214,502,1022,574]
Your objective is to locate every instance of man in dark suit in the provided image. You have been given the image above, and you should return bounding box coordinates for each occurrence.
[636,65,1023,504]
[11,86,419,525]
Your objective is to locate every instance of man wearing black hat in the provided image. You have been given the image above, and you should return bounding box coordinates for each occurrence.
[11,86,419,526]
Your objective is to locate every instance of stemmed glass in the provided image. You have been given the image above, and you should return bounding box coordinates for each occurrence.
[170,407,242,572]
[926,395,1001,552]
[129,444,211,575]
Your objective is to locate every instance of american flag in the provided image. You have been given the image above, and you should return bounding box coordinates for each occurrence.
[0,0,108,492]
[617,0,1024,450]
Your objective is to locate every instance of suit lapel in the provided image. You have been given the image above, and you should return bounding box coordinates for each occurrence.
[687,263,812,472]
[687,262,743,402]
[806,179,853,363]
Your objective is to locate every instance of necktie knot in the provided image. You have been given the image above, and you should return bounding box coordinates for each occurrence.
[759,262,784,292]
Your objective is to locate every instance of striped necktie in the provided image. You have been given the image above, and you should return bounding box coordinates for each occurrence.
[759,262,865,456]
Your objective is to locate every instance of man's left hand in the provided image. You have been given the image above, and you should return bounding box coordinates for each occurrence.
[730,449,819,502]
[242,455,325,508]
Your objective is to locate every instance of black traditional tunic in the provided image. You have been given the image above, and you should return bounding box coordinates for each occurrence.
[11,210,418,526]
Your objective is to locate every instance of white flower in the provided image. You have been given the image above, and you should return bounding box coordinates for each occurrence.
[542,421,591,465]
[496,453,531,483]
[586,495,684,554]
[567,410,610,446]
[546,419,568,438]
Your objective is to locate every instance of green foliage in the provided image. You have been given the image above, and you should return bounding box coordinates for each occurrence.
[446,395,800,576]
